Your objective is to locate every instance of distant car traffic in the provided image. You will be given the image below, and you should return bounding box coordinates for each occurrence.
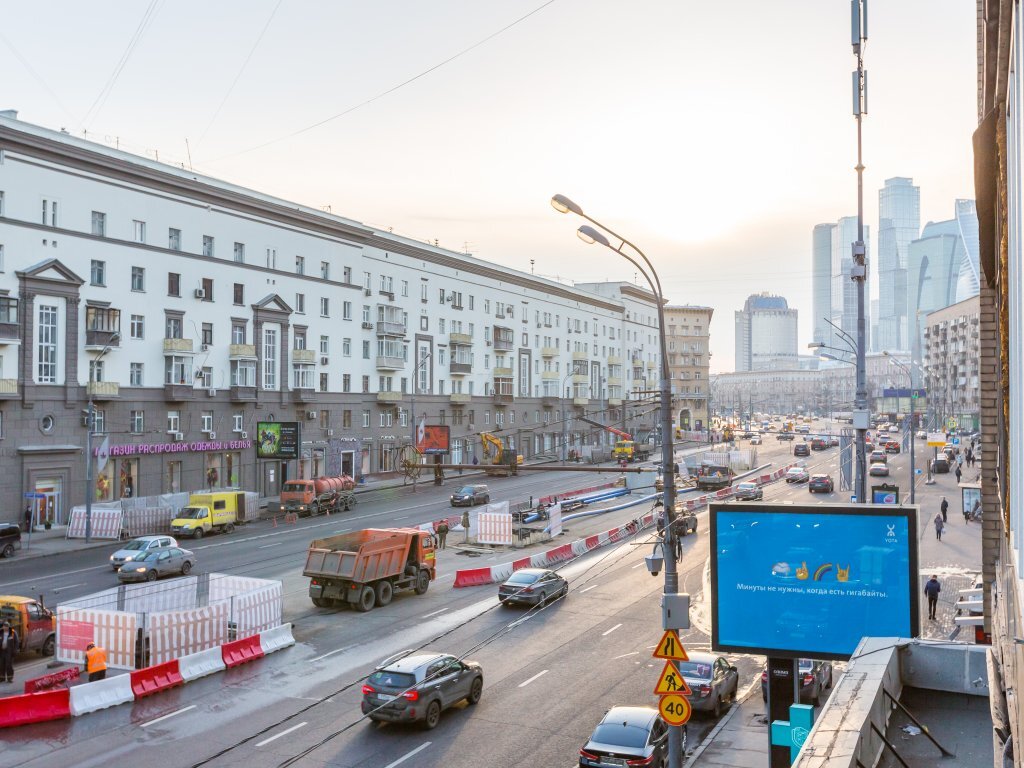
[885,440,901,453]
[793,444,810,457]
[579,706,680,768]
[679,652,740,717]
[750,435,763,445]
[110,535,178,571]
[361,652,483,729]
[869,450,888,464]
[498,568,568,607]
[117,547,194,582]
[450,484,490,507]
[916,430,928,439]
[931,456,951,473]
[761,659,834,706]
[810,437,828,451]
[785,467,810,484]
[808,474,835,493]
[869,462,890,477]
[734,482,763,500]
[829,436,840,447]
[776,432,795,441]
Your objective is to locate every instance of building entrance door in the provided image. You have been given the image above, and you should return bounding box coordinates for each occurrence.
[35,478,63,526]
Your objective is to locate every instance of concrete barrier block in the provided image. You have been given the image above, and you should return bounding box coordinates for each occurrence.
[489,563,514,583]
[69,675,134,716]
[179,646,227,682]
[259,624,295,655]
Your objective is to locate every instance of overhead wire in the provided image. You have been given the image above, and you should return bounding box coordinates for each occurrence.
[0,32,76,123]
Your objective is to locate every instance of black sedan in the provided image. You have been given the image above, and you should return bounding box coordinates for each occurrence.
[450,484,490,507]
[498,568,568,607]
[808,474,834,493]
[579,706,680,768]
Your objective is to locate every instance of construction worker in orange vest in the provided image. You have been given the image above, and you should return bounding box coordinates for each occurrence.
[84,642,107,682]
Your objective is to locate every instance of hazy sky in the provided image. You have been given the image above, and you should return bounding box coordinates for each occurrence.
[2,1,977,371]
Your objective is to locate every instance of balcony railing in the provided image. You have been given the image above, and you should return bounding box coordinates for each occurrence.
[450,361,472,374]
[376,320,406,336]
[572,351,588,362]
[607,354,622,365]
[572,397,589,406]
[493,338,514,351]
[541,395,559,408]
[377,391,403,403]
[230,385,257,402]
[0,379,18,398]
[229,344,257,359]
[450,393,471,404]
[541,347,558,357]
[86,329,121,350]
[86,381,120,399]
[449,332,472,346]
[292,348,316,364]
[163,338,194,354]
[164,382,194,401]
[375,355,404,370]
[493,367,513,377]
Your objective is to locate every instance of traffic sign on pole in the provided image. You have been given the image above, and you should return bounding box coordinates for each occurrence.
[947,418,958,430]
[653,630,689,661]
[659,694,692,725]
[654,661,692,696]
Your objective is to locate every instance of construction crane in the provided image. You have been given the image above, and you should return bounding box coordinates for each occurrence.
[577,416,632,440]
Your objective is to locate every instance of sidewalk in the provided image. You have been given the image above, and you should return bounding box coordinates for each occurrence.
[687,684,767,768]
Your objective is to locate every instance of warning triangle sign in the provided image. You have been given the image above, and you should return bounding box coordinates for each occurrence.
[654,661,692,696]
[653,630,689,661]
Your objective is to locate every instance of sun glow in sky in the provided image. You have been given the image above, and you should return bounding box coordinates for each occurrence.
[1,0,977,370]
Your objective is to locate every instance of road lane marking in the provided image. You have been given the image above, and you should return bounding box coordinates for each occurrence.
[310,646,350,662]
[258,542,283,549]
[613,651,639,659]
[579,584,599,593]
[603,623,623,636]
[518,670,548,688]
[421,608,449,618]
[631,562,644,569]
[54,583,85,591]
[141,705,196,727]
[256,721,307,747]
[383,742,431,768]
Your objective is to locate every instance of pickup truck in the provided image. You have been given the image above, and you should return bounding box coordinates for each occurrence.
[303,528,436,612]
[0,596,56,656]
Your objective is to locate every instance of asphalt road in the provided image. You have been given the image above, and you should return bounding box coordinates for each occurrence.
[3,424,869,768]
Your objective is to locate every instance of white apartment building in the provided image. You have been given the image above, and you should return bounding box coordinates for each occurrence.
[0,112,661,521]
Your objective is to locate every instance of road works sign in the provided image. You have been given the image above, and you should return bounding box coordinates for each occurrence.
[927,432,947,447]
[653,630,689,661]
[654,661,692,696]
[659,694,692,726]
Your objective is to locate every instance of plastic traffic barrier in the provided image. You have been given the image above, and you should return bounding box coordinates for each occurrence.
[0,689,71,727]
[221,634,265,668]
[69,675,134,716]
[259,624,295,655]
[452,567,494,588]
[23,667,80,694]
[178,646,227,682]
[544,543,573,564]
[130,659,184,698]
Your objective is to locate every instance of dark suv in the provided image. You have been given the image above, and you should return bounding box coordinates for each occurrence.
[362,652,483,729]
[450,484,490,507]
[793,443,810,457]
[0,522,22,558]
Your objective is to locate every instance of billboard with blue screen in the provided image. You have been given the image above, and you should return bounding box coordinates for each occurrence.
[710,502,919,660]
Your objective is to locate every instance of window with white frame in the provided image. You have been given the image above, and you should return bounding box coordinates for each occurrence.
[233,242,245,262]
[201,411,214,433]
[320,297,329,317]
[343,301,352,320]
[91,211,106,236]
[295,255,305,275]
[130,410,144,433]
[132,220,146,243]
[231,359,256,387]
[362,410,371,428]
[401,280,409,297]
[130,314,144,339]
[130,362,143,386]
[263,327,278,389]
[90,260,106,286]
[203,235,214,256]
[131,266,145,291]
[295,293,305,314]
[36,304,58,383]
[343,338,351,356]
[266,248,276,269]
[168,228,181,250]
[165,356,188,385]
[233,412,244,432]
[320,260,330,279]
[320,335,329,356]
[167,410,181,432]
[363,271,371,290]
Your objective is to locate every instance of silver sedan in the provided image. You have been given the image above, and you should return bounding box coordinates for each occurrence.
[117,547,195,582]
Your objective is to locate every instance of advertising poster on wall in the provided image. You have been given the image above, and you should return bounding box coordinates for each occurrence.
[255,422,300,460]
[416,425,451,455]
[872,484,900,505]
[710,502,919,660]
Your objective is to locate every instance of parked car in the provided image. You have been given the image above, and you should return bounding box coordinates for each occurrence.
[109,535,178,571]
[761,659,834,706]
[449,484,490,507]
[776,432,795,441]
[0,522,22,558]
[498,568,568,607]
[579,706,680,768]
[734,482,763,501]
[750,434,763,445]
[931,456,951,473]
[793,444,810,457]
[117,547,195,582]
[679,652,740,717]
[885,440,902,454]
[808,474,835,493]
[785,467,810,484]
[361,652,483,729]
[869,462,890,477]
[869,450,888,464]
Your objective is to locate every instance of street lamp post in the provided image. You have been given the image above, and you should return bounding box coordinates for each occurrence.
[552,194,685,767]
[884,352,916,504]
[410,350,432,490]
[85,333,120,544]
[561,369,576,463]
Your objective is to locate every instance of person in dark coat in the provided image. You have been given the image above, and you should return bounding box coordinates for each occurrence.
[0,621,19,683]
[934,513,944,541]
[955,465,963,484]
[436,520,449,549]
[924,575,941,620]
[940,497,948,523]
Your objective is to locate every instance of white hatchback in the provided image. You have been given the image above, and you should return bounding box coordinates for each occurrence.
[110,535,178,571]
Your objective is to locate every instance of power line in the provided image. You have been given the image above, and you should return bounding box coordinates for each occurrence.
[0,32,76,123]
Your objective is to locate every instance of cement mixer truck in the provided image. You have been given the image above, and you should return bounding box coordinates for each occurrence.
[281,475,356,517]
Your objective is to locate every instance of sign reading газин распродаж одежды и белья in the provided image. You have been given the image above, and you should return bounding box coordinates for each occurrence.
[709,503,919,661]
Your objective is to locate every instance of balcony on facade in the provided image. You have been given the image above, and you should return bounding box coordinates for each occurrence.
[230,384,257,402]
[450,359,472,374]
[377,390,403,403]
[493,377,514,404]
[85,306,121,350]
[573,397,589,407]
[541,347,558,358]
[608,397,623,406]
[541,395,559,408]
[493,326,514,351]
[0,378,18,399]
[163,337,195,354]
[164,382,194,401]
[449,332,472,345]
[0,297,19,345]
[292,348,316,364]
[229,344,257,359]
[86,381,120,400]
[450,392,470,405]
[376,320,405,337]
[291,387,316,403]
[607,354,621,365]
[376,355,405,370]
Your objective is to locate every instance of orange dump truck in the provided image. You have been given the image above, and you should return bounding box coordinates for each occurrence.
[281,475,356,516]
[303,528,436,611]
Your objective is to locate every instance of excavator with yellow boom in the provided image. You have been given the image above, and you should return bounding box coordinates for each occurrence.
[480,432,523,476]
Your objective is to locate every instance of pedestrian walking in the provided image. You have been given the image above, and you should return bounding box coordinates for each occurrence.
[924,575,942,620]
[0,620,19,683]
[967,448,974,467]
[23,505,32,532]
[84,642,107,682]
[955,465,963,484]
[934,512,944,541]
[940,496,949,523]
[436,520,449,549]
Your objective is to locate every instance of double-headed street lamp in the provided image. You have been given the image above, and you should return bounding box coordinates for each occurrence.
[85,332,121,543]
[551,193,685,768]
[883,352,917,503]
[409,350,432,490]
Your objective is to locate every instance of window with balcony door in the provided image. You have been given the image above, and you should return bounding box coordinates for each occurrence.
[263,328,278,389]
[36,304,58,384]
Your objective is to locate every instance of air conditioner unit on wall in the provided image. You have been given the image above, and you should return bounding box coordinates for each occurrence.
[307,410,317,420]
[194,288,206,299]
[240,431,248,439]
[364,289,372,297]
[320,356,329,365]
[207,387,217,397]
[326,429,334,437]
[171,431,184,442]
[209,431,217,440]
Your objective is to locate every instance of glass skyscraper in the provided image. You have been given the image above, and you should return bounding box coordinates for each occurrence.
[877,177,921,352]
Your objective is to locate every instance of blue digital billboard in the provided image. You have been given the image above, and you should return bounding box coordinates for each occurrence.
[710,503,919,660]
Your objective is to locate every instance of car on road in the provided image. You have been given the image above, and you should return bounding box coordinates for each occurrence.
[680,652,740,717]
[761,659,834,706]
[793,444,810,457]
[110,535,178,571]
[734,482,763,500]
[916,430,928,439]
[885,440,902,454]
[361,652,483,729]
[750,434,763,445]
[776,432,795,441]
[785,467,810,484]
[449,484,490,507]
[498,568,568,607]
[829,435,840,447]
[0,522,22,558]
[869,450,888,464]
[117,546,195,582]
[931,456,951,473]
[808,474,835,493]
[579,706,679,768]
[810,437,828,451]
[869,462,890,477]
[741,431,754,439]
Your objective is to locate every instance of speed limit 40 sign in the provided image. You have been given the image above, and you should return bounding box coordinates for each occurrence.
[658,693,692,725]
